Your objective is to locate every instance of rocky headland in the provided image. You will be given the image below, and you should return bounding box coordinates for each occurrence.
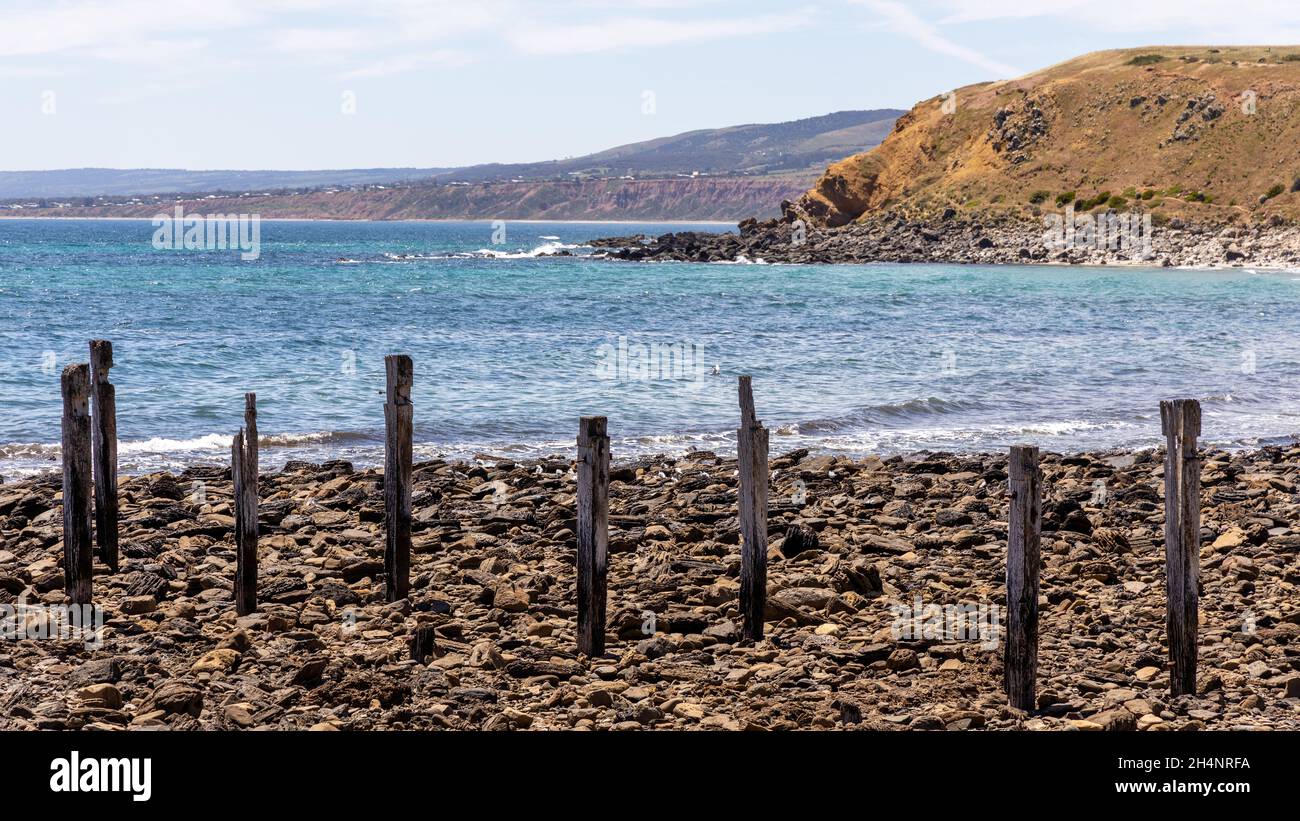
[593,46,1300,268]
[589,211,1300,267]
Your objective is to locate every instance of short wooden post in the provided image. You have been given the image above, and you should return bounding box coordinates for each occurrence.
[1005,444,1041,711]
[410,624,437,664]
[576,416,609,656]
[61,364,93,604]
[384,355,413,602]
[88,340,118,572]
[1161,399,1201,697]
[233,393,258,615]
[737,375,769,642]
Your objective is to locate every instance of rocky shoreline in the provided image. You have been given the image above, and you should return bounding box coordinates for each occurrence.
[2,444,1299,731]
[590,211,1300,268]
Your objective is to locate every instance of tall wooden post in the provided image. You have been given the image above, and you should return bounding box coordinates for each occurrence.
[1005,444,1041,711]
[1161,399,1201,696]
[576,416,610,656]
[384,355,413,602]
[233,393,259,615]
[88,340,118,572]
[737,376,769,642]
[61,364,94,604]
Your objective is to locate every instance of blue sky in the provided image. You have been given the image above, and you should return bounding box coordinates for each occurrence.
[0,0,1295,171]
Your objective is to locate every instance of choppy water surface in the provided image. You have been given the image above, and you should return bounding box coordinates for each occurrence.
[3,217,1300,479]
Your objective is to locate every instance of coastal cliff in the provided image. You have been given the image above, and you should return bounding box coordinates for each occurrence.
[796,46,1300,227]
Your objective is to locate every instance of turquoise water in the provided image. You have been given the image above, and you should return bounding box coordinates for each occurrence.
[3,218,1300,479]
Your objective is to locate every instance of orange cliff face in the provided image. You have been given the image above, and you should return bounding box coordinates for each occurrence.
[794,46,1300,227]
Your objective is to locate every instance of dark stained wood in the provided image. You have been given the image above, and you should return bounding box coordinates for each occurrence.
[410,624,438,664]
[1161,399,1201,696]
[1005,444,1041,711]
[61,364,93,604]
[244,392,258,476]
[738,374,757,429]
[384,355,413,602]
[88,340,118,572]
[576,416,610,656]
[233,393,259,615]
[737,375,768,642]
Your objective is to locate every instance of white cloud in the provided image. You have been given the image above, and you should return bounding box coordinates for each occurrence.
[340,50,475,79]
[0,0,261,58]
[272,28,374,53]
[932,0,1300,40]
[935,0,1289,32]
[507,11,813,56]
[856,0,1023,78]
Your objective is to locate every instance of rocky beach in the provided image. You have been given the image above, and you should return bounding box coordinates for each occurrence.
[2,443,1298,732]
[591,212,1300,268]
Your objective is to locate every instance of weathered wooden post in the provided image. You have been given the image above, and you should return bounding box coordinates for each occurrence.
[233,393,258,615]
[61,364,93,604]
[576,416,610,656]
[1005,444,1041,711]
[1160,399,1201,697]
[410,623,438,664]
[384,355,413,602]
[737,375,769,642]
[88,340,118,572]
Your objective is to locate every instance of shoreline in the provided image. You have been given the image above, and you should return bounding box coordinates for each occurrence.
[9,433,1300,485]
[0,216,741,225]
[2,443,1298,730]
[590,212,1300,269]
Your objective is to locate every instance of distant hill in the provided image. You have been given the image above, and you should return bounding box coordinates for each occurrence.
[795,47,1300,227]
[8,175,818,222]
[0,168,451,199]
[0,110,903,209]
[425,110,903,183]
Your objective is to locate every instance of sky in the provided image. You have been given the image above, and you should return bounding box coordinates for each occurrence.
[1,0,1298,171]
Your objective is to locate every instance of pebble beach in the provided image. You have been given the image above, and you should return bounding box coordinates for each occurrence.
[2,443,1298,731]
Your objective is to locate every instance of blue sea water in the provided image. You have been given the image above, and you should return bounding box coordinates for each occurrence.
[3,217,1300,479]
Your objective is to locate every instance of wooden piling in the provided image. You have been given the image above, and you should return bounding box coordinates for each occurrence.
[1160,399,1201,697]
[576,416,610,656]
[233,393,259,615]
[737,375,769,642]
[88,340,118,572]
[61,364,93,604]
[1005,444,1041,711]
[384,355,413,602]
[410,624,437,664]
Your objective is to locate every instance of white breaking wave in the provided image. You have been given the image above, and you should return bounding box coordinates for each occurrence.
[119,433,232,453]
[473,241,582,259]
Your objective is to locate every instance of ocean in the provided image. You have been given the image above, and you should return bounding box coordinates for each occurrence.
[2,217,1300,480]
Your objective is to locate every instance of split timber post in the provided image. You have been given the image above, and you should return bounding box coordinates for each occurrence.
[737,376,769,642]
[61,364,94,605]
[1160,399,1201,697]
[232,393,259,615]
[576,416,610,656]
[88,340,118,572]
[384,355,413,602]
[1005,444,1041,711]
